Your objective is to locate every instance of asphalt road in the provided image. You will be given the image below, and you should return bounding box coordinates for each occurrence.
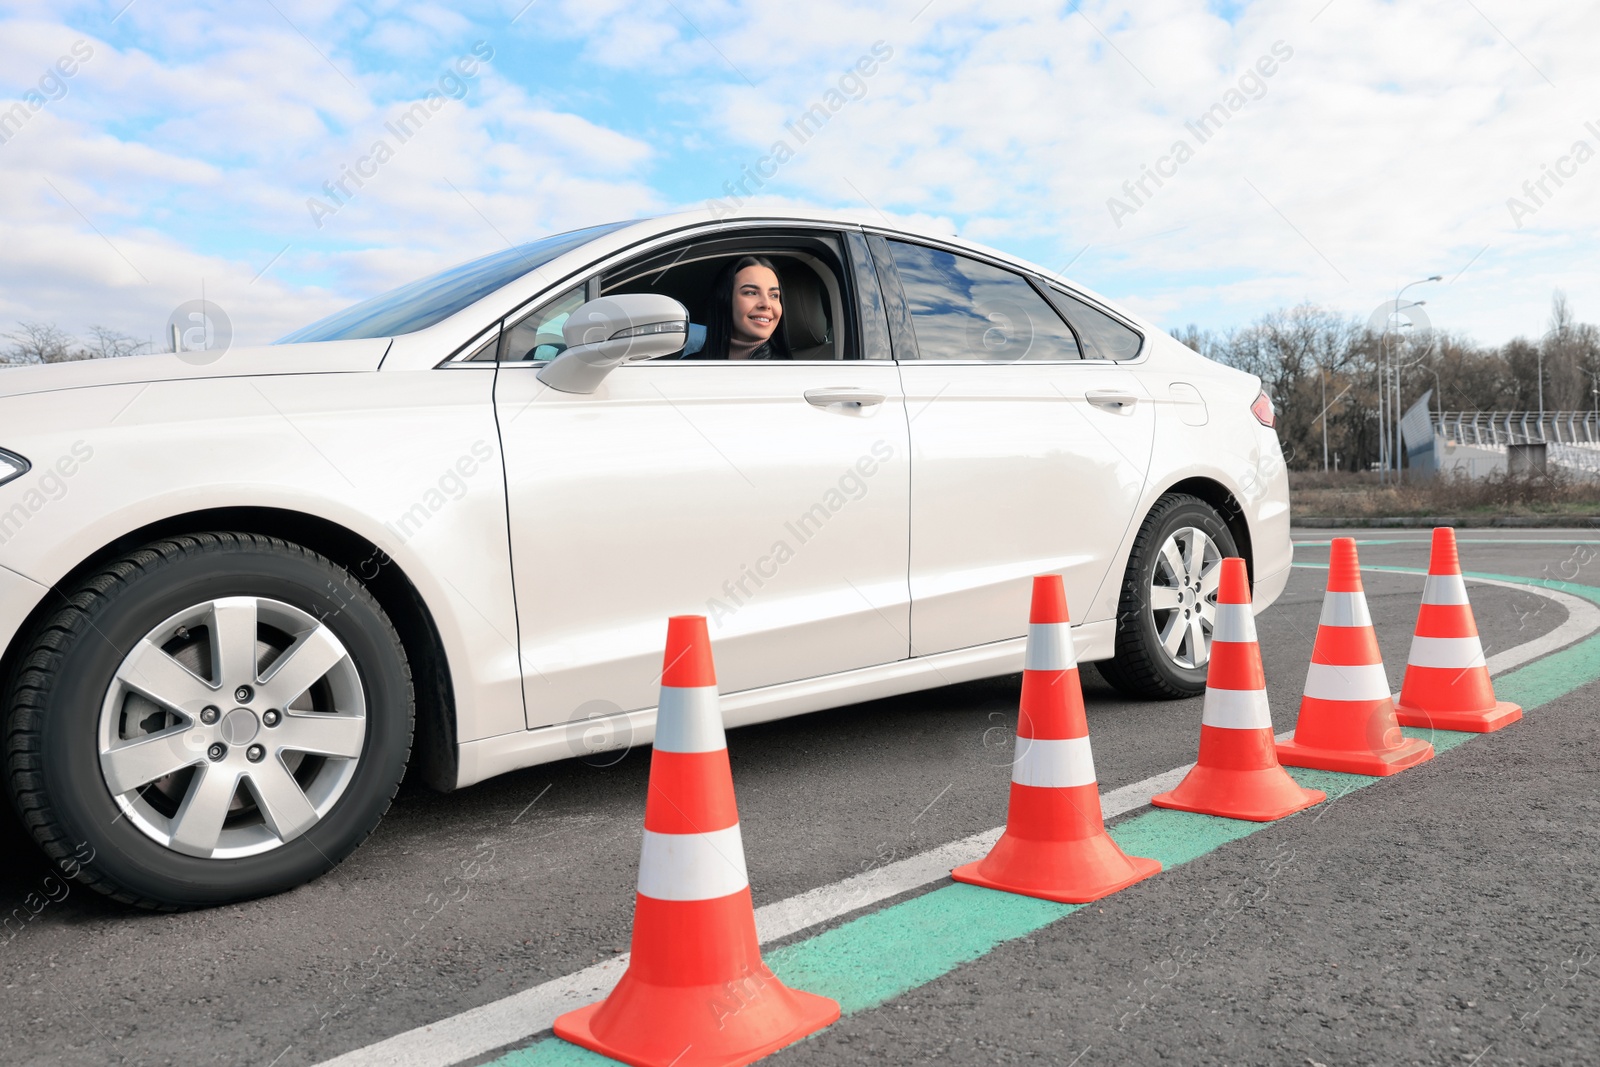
[2,531,1596,1067]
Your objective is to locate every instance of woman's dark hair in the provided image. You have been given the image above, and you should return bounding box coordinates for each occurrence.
[701,255,791,360]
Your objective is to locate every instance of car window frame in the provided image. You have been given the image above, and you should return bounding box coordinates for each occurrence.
[464,227,867,367]
[439,220,854,367]
[844,231,895,361]
[600,228,864,366]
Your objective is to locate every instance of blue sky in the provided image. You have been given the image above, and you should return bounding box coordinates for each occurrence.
[0,0,1595,348]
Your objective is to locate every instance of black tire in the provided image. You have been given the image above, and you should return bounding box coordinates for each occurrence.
[3,532,413,910]
[1097,494,1240,700]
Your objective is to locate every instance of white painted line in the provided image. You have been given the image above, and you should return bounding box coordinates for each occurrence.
[312,956,632,1067]
[312,571,1594,1067]
[1464,576,1599,674]
[754,826,1003,943]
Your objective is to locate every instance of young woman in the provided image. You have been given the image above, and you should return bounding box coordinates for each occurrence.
[694,255,791,360]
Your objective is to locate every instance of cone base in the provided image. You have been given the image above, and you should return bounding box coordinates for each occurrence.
[553,979,840,1067]
[1151,765,1325,822]
[950,831,1161,904]
[1276,734,1435,776]
[1394,700,1522,734]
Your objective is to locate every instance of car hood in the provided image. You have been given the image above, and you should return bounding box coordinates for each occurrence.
[0,338,391,400]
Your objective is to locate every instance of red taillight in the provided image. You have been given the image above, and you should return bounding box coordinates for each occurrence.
[1251,391,1276,428]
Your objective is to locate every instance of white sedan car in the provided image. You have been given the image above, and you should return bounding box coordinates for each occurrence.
[0,208,1290,908]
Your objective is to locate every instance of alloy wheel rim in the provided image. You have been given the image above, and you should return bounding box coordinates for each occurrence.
[1149,526,1223,671]
[96,596,367,859]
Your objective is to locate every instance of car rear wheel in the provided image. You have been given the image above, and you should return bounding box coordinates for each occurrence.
[1097,494,1239,700]
[3,532,413,910]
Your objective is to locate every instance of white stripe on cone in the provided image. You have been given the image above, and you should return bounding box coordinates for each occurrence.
[1405,635,1487,669]
[1201,686,1273,730]
[1302,662,1390,701]
[1010,735,1096,788]
[1211,603,1257,644]
[1023,622,1077,671]
[652,686,726,753]
[1422,573,1470,606]
[1318,591,1373,628]
[637,825,749,900]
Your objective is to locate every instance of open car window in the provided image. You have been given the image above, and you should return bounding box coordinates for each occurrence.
[599,230,857,361]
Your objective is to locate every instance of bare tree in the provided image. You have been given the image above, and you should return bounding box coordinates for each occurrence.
[3,322,80,364]
[1537,290,1592,410]
[1172,324,1217,359]
[85,325,151,360]
[1,322,154,367]
[1211,304,1365,469]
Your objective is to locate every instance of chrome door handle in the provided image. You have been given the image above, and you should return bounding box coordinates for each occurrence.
[1085,389,1139,409]
[805,388,886,408]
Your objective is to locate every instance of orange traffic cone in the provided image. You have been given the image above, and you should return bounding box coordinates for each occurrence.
[553,616,839,1067]
[1152,558,1325,821]
[1394,527,1523,733]
[952,576,1160,902]
[1276,538,1435,775]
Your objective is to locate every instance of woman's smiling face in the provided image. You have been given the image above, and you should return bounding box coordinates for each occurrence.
[729,264,782,343]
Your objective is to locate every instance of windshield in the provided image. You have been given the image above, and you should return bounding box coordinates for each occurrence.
[274,221,634,343]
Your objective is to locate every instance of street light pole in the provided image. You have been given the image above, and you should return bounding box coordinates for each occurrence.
[1322,365,1329,471]
[1388,275,1442,484]
[1378,338,1387,483]
[1538,346,1546,426]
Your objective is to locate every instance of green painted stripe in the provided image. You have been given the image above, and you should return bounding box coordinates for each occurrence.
[766,884,1077,1016]
[489,1039,612,1065]
[488,568,1600,1067]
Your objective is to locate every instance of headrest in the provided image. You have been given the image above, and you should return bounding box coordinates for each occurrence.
[781,266,829,349]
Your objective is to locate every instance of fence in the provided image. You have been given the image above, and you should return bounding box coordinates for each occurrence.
[1432,411,1600,479]
[1434,411,1600,448]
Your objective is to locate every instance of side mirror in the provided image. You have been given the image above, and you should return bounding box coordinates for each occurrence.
[536,294,689,394]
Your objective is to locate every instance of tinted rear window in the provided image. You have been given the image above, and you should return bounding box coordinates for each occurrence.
[887,240,1082,361]
[275,222,632,343]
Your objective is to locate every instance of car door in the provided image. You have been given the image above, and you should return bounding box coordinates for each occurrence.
[870,234,1155,655]
[495,233,912,730]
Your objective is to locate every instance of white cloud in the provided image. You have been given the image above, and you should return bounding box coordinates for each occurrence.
[2,0,1598,354]
[0,5,665,345]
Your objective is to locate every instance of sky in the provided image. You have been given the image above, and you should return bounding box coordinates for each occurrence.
[0,0,1596,349]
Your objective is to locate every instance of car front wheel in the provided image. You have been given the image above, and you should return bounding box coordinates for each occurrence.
[1097,493,1239,700]
[3,532,413,909]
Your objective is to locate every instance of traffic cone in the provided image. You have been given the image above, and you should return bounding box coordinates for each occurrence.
[1152,558,1325,821]
[1276,538,1435,775]
[1394,527,1523,733]
[952,576,1161,903]
[553,616,838,1067]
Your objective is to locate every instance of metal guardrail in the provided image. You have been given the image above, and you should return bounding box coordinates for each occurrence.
[1434,411,1600,449]
[1431,411,1600,478]
[1549,442,1600,476]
